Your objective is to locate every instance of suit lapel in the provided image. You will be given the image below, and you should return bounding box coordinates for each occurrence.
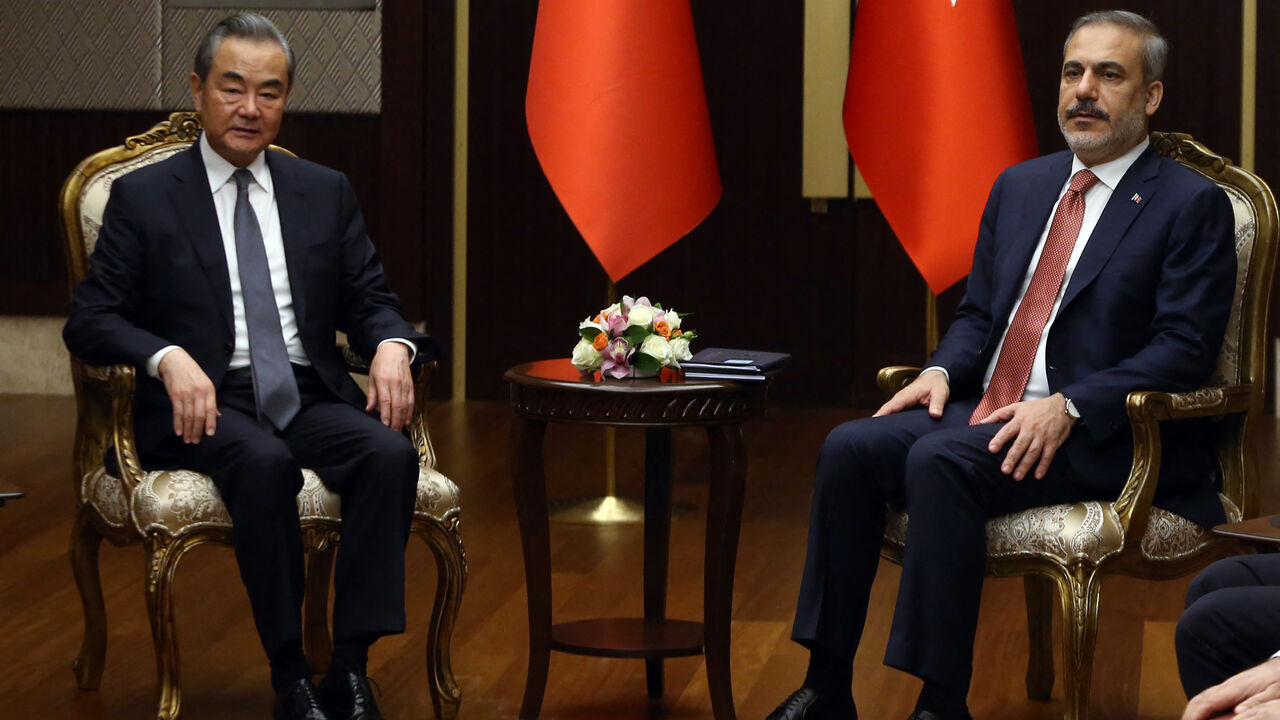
[168,144,234,339]
[991,154,1072,323]
[1059,145,1160,310]
[267,151,309,331]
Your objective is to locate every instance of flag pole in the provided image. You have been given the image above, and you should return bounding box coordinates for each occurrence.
[925,287,939,355]
[549,282,645,523]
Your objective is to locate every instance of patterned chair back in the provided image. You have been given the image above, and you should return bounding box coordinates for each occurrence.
[1150,132,1279,519]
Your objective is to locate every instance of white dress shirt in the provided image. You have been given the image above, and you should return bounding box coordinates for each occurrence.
[147,135,414,376]
[926,138,1150,402]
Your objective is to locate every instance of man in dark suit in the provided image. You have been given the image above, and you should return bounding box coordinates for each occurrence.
[63,14,433,720]
[1179,555,1280,719]
[769,10,1236,720]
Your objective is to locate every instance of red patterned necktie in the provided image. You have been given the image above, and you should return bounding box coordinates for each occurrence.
[970,169,1100,424]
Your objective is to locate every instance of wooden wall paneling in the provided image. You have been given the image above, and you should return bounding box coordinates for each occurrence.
[1256,1,1279,406]
[380,0,427,323]
[380,0,456,397]
[1013,2,1242,160]
[423,0,456,397]
[465,1,606,402]
[0,109,161,316]
[0,109,382,318]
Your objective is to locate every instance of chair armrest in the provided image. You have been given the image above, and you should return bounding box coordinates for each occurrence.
[74,361,148,493]
[1112,384,1251,541]
[877,366,923,399]
[340,345,441,469]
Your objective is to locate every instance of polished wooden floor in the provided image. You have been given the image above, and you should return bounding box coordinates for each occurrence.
[2,394,1278,719]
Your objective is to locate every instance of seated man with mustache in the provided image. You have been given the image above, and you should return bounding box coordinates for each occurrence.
[768,10,1237,720]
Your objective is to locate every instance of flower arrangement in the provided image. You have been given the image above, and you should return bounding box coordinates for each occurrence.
[571,296,696,378]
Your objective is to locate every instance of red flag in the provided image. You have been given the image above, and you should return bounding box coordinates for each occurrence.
[844,0,1037,293]
[526,0,721,282]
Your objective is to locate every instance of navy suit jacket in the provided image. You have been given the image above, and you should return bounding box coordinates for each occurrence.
[64,142,438,458]
[929,144,1237,527]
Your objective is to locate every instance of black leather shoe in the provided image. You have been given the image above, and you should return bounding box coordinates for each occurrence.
[274,679,330,720]
[907,710,973,720]
[766,687,856,719]
[317,669,383,720]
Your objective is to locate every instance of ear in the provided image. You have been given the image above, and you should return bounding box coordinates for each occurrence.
[1144,80,1164,117]
[189,72,203,112]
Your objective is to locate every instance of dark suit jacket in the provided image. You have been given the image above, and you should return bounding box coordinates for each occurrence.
[929,145,1237,527]
[64,142,438,458]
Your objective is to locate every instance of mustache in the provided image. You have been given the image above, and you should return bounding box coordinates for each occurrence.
[1066,101,1111,121]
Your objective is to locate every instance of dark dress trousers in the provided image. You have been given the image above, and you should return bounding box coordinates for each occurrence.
[63,142,439,658]
[1177,554,1280,697]
[791,145,1237,695]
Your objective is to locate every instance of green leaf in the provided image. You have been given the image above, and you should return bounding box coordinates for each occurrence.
[633,352,660,372]
[623,325,648,345]
[579,327,602,341]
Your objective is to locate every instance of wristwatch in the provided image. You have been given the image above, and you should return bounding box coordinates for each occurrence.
[1063,396,1081,421]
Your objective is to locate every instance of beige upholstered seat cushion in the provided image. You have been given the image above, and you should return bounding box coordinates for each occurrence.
[81,464,461,537]
[884,494,1240,567]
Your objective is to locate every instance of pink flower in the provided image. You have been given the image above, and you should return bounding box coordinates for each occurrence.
[600,337,632,379]
[607,313,628,336]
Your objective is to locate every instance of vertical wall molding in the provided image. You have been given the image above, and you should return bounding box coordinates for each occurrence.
[1242,0,1257,171]
[451,0,469,399]
[801,0,851,199]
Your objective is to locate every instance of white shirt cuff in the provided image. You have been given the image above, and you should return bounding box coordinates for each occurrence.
[921,366,950,384]
[1271,649,1280,660]
[378,338,417,360]
[146,345,182,378]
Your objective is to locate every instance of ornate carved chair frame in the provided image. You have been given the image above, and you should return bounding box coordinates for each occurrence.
[60,112,466,720]
[877,132,1277,720]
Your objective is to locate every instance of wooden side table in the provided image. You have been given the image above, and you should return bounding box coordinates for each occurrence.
[1214,515,1280,549]
[505,359,770,720]
[0,480,22,507]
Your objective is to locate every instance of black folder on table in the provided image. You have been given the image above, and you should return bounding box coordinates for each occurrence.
[681,347,790,381]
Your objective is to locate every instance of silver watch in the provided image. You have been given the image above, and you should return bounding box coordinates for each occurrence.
[1063,396,1081,420]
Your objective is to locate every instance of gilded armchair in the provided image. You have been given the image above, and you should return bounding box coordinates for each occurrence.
[878,132,1277,720]
[60,112,466,720]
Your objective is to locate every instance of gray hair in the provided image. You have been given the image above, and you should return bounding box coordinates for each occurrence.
[193,13,295,87]
[1064,10,1167,84]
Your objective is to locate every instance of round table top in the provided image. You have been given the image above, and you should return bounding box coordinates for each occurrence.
[505,358,750,395]
[504,359,769,426]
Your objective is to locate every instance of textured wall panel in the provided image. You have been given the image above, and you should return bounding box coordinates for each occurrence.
[0,0,162,110]
[0,0,380,113]
[161,0,381,113]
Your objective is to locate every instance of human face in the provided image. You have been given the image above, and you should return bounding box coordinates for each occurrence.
[189,37,289,168]
[1057,23,1163,166]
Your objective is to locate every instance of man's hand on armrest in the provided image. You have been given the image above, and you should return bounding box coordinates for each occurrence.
[367,341,414,431]
[1185,657,1280,720]
[157,348,219,443]
[874,368,950,419]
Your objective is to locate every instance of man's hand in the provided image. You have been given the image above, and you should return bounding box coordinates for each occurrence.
[873,368,950,418]
[157,348,218,443]
[366,342,414,431]
[1185,658,1280,720]
[976,393,1075,481]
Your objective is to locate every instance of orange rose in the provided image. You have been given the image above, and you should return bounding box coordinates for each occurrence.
[671,328,683,338]
[654,320,671,339]
[592,332,609,350]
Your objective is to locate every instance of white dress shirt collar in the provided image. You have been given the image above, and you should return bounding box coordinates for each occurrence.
[1071,136,1149,192]
[199,133,272,196]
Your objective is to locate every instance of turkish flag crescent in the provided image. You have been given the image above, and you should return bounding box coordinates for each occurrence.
[845,0,1037,294]
[526,0,721,283]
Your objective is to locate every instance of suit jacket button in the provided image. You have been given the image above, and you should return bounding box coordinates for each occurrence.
[223,342,233,352]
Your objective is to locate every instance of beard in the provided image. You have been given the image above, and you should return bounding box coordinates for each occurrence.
[1058,98,1147,159]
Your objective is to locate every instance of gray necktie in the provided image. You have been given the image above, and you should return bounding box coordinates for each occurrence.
[233,168,300,430]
